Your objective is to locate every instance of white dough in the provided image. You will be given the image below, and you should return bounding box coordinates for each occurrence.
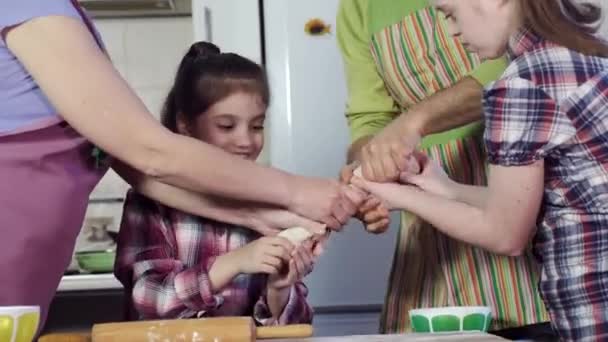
[278,226,314,246]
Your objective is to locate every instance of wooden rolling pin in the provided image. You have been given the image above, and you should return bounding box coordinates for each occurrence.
[92,317,313,341]
[38,332,91,342]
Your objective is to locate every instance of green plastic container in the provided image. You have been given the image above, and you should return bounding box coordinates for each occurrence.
[409,306,492,333]
[75,250,116,273]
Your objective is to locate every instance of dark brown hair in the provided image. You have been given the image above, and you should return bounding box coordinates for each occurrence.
[161,41,270,132]
[520,0,608,57]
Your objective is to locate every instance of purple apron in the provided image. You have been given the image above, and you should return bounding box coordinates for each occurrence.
[0,0,108,330]
[0,122,107,328]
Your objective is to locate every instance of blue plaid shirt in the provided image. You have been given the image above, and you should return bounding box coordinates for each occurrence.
[484,28,608,341]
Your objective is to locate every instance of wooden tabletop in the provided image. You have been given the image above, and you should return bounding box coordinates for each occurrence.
[40,331,506,342]
[263,332,507,341]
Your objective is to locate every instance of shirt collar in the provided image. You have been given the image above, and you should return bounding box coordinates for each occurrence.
[507,27,542,59]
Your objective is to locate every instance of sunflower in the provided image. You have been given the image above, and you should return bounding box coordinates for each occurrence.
[304,18,331,35]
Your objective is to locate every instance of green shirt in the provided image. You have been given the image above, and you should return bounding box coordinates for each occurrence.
[337,0,507,144]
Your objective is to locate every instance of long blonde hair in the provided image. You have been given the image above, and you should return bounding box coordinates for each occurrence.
[521,0,608,57]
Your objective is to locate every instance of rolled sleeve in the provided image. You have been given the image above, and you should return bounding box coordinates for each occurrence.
[253,283,313,326]
[484,77,574,166]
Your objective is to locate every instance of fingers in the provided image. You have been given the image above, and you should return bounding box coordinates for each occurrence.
[404,154,421,174]
[359,196,381,212]
[339,162,358,184]
[264,237,295,261]
[262,255,285,275]
[312,236,327,257]
[322,214,342,231]
[341,186,363,214]
[292,246,315,278]
[349,176,372,194]
[365,218,390,234]
[328,186,362,230]
[360,145,381,182]
[330,201,349,228]
[363,207,388,223]
[349,177,398,209]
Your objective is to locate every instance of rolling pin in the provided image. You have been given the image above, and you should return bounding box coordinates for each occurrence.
[92,317,313,341]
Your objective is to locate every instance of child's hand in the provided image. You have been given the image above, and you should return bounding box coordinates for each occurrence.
[268,241,315,290]
[232,237,294,275]
[358,195,390,234]
[350,177,416,210]
[399,152,455,200]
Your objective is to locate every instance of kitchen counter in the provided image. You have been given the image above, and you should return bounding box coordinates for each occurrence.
[267,333,506,341]
[57,274,122,292]
[40,332,506,341]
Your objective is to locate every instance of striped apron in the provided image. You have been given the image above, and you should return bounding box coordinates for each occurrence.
[369,7,549,333]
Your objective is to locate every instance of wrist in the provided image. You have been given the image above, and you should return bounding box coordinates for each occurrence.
[267,282,291,295]
[214,252,242,276]
[284,174,308,215]
[446,180,463,201]
[398,110,426,137]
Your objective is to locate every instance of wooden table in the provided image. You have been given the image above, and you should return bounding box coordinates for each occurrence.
[40,332,506,342]
[266,333,506,341]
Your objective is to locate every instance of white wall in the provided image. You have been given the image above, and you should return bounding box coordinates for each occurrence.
[91,17,194,201]
[74,17,194,258]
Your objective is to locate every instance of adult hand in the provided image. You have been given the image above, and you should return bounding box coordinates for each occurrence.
[340,162,391,234]
[288,176,364,231]
[359,118,422,182]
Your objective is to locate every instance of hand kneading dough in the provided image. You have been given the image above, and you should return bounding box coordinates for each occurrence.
[278,227,314,246]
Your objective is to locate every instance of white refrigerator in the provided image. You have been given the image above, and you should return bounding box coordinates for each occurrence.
[193,0,401,335]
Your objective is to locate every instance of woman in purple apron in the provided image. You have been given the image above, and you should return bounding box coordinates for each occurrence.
[0,0,361,331]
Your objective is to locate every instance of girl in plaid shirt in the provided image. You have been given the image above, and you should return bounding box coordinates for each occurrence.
[114,42,315,325]
[353,0,608,340]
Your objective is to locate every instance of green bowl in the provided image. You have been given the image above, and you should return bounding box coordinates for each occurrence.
[76,250,116,273]
[409,306,492,333]
[0,306,40,342]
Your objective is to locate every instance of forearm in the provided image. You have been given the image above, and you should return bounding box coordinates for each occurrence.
[114,162,262,228]
[450,182,490,207]
[394,186,522,255]
[397,77,484,136]
[266,287,291,319]
[208,254,241,293]
[8,16,294,208]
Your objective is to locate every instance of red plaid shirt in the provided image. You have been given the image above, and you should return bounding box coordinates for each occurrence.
[484,27,608,340]
[114,190,313,325]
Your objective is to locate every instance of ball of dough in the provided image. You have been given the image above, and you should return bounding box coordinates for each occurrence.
[278,227,314,246]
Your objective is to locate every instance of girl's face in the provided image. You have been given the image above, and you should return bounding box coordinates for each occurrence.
[179,92,266,161]
[434,0,521,60]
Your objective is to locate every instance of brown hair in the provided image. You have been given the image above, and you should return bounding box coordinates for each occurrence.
[520,0,608,57]
[161,41,270,133]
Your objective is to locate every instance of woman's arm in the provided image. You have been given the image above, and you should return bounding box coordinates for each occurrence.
[354,162,544,256]
[114,162,326,236]
[5,15,355,227]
